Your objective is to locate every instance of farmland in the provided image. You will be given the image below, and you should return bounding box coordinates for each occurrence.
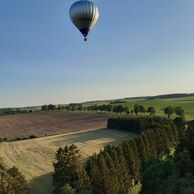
[0,111,110,140]
[0,128,135,194]
[85,96,194,120]
[121,96,194,120]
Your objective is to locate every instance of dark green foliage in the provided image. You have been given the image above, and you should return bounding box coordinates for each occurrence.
[77,104,113,113]
[176,124,194,159]
[141,122,194,194]
[29,135,37,139]
[147,107,156,116]
[85,103,145,115]
[113,105,125,114]
[140,153,194,194]
[164,106,174,118]
[77,190,92,194]
[59,184,75,194]
[41,104,56,111]
[48,104,56,110]
[107,116,175,134]
[174,117,186,137]
[0,165,31,194]
[84,116,179,194]
[110,100,126,104]
[53,116,181,194]
[174,106,185,117]
[85,146,131,194]
[53,145,90,194]
[41,105,48,111]
[134,104,146,115]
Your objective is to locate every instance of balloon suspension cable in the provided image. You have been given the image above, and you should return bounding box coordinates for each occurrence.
[84,37,87,41]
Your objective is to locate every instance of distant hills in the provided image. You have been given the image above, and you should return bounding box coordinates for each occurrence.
[146,93,194,100]
[1,93,194,110]
[84,93,194,104]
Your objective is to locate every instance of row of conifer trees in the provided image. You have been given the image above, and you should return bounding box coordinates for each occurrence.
[53,116,181,194]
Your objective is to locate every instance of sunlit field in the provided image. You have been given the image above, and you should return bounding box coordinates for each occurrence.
[0,128,135,194]
[86,96,194,120]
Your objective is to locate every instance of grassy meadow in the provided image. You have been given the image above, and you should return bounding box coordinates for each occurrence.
[86,96,194,120]
[0,128,136,194]
[122,96,194,120]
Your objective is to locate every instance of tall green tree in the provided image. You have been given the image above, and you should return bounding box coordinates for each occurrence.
[48,104,56,110]
[53,145,90,194]
[41,105,48,111]
[134,105,141,115]
[147,107,156,116]
[174,106,185,117]
[0,165,31,194]
[164,106,174,118]
[134,105,145,115]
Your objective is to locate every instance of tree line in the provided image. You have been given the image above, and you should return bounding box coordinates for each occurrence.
[52,116,182,194]
[41,103,185,119]
[107,116,178,134]
[140,122,194,194]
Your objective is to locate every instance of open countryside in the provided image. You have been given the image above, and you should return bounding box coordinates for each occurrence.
[1,1,194,193]
[0,128,135,194]
[0,94,194,193]
[112,96,194,120]
[0,111,109,140]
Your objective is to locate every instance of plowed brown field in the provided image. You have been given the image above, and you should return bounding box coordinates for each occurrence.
[0,111,110,140]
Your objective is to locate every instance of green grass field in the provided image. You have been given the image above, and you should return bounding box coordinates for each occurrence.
[86,96,194,120]
[122,96,194,120]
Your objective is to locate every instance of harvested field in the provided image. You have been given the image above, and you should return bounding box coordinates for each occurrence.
[0,111,110,140]
[0,128,136,194]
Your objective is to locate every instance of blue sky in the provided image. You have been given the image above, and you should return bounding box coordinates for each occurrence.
[0,0,194,107]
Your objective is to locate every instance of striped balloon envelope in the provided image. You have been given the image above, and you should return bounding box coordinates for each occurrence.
[69,0,99,41]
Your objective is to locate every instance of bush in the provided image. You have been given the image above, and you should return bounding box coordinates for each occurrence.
[0,164,31,194]
[29,135,37,139]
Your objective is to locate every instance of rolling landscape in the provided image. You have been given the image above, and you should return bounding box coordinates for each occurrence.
[1,1,194,194]
[0,93,194,193]
[84,93,194,120]
[0,128,134,194]
[0,111,109,140]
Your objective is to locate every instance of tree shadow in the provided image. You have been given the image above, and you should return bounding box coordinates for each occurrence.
[30,172,53,194]
[28,129,134,194]
[52,128,132,147]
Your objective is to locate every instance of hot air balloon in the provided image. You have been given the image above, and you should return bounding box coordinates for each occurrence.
[69,0,99,41]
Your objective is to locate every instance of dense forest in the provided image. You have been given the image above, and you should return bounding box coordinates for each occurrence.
[52,115,189,194]
[140,123,194,194]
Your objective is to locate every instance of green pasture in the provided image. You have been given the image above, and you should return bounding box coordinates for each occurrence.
[85,96,194,120]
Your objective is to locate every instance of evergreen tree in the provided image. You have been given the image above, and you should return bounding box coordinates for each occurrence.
[0,166,31,194]
[53,145,90,193]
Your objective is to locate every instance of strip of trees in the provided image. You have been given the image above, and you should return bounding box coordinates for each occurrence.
[52,116,182,194]
[42,102,185,120]
[140,122,194,194]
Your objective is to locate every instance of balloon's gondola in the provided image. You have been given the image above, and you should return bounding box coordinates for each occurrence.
[69,0,99,41]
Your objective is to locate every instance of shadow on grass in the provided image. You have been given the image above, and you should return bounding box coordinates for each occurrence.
[30,172,53,194]
[29,129,135,194]
[52,128,133,147]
